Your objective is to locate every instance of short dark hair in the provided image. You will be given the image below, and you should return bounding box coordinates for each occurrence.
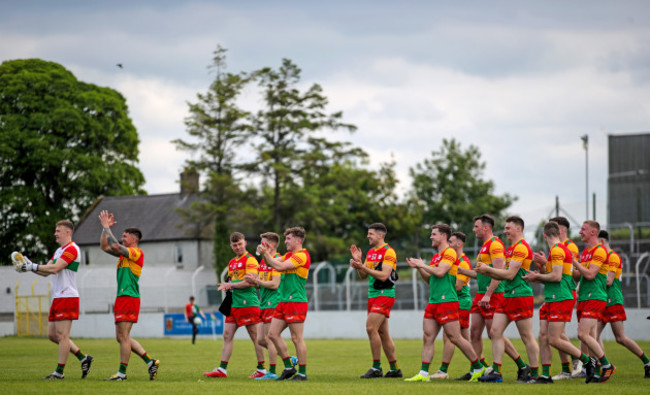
[543,222,560,238]
[473,214,495,229]
[505,215,524,230]
[431,223,452,240]
[549,216,570,229]
[598,230,610,241]
[56,220,74,232]
[189,296,195,301]
[124,227,142,241]
[368,223,387,234]
[230,232,245,243]
[284,227,306,240]
[451,231,466,243]
[260,232,280,245]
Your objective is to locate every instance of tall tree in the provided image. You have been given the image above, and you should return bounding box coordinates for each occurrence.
[251,59,357,230]
[0,58,144,262]
[172,45,252,274]
[409,138,516,242]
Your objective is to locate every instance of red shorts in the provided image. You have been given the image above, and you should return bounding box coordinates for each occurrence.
[424,302,459,325]
[49,297,79,322]
[273,302,308,324]
[459,309,470,329]
[602,304,627,323]
[572,289,577,301]
[260,308,275,323]
[576,300,606,322]
[495,296,533,321]
[226,306,261,327]
[367,296,395,318]
[114,296,140,323]
[470,292,504,320]
[539,299,574,322]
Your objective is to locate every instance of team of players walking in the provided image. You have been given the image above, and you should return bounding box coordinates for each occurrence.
[13,212,650,383]
[353,215,650,384]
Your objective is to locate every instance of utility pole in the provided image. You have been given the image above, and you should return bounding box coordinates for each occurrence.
[581,134,589,220]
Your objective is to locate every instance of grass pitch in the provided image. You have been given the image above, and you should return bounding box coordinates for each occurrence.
[0,336,648,394]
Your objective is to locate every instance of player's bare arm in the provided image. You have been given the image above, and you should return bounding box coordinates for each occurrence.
[34,257,69,276]
[483,256,505,297]
[457,266,477,279]
[476,259,521,281]
[407,257,450,278]
[99,210,128,257]
[606,269,615,287]
[572,259,599,280]
[258,242,295,272]
[359,262,391,282]
[245,272,279,290]
[523,264,561,283]
[532,251,547,272]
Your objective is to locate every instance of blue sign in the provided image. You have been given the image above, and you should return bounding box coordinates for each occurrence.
[164,312,224,336]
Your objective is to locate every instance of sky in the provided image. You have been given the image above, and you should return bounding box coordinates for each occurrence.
[2,0,649,234]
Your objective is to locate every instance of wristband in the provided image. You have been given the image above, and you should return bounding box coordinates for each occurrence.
[32,264,39,273]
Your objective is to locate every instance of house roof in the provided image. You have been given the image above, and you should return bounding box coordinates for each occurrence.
[74,193,211,246]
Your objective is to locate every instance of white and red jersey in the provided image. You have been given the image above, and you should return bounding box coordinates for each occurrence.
[49,241,81,299]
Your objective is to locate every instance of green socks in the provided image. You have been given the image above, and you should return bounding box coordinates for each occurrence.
[73,349,86,362]
[140,351,152,364]
[514,356,526,369]
[561,362,571,373]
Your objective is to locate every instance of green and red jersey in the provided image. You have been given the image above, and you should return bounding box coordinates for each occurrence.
[544,242,575,302]
[503,238,533,297]
[606,250,624,307]
[116,247,144,298]
[364,244,397,299]
[278,249,311,303]
[428,247,458,304]
[259,253,281,309]
[476,236,506,294]
[228,253,260,308]
[577,244,608,302]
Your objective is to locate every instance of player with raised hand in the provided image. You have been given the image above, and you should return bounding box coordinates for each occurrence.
[349,222,402,379]
[13,220,93,379]
[99,210,160,381]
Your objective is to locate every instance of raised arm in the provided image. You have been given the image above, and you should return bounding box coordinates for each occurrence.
[99,210,128,257]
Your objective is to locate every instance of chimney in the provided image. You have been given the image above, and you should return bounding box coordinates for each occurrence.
[180,168,199,195]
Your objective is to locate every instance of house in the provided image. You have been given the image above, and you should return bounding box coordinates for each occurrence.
[74,170,214,270]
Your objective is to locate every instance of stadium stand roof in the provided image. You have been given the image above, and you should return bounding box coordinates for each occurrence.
[74,193,211,246]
